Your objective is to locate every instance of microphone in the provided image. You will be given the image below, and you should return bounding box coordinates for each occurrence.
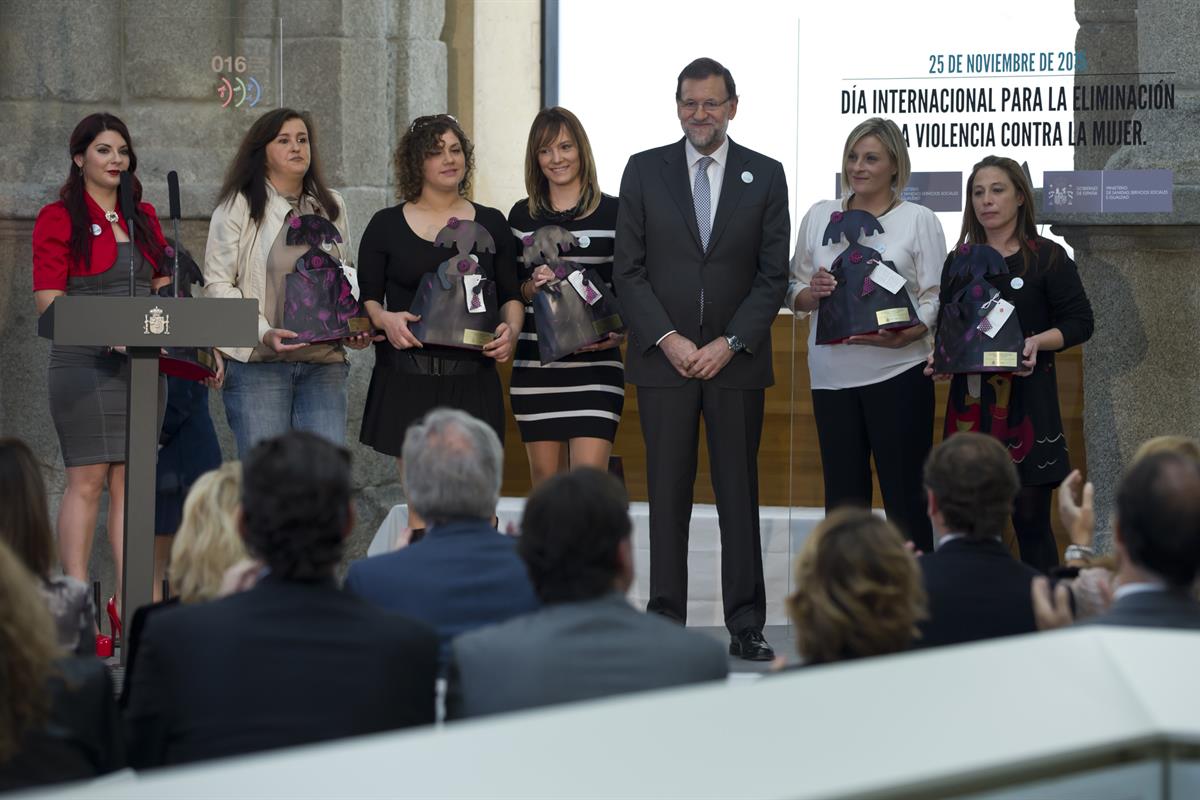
[119,172,137,297]
[167,171,183,296]
[167,170,181,220]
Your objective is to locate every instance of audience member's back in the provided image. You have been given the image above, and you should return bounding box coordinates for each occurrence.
[0,540,123,790]
[917,433,1040,648]
[345,409,538,666]
[124,433,438,768]
[447,469,727,719]
[1081,451,1200,630]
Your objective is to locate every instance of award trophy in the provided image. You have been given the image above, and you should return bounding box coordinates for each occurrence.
[524,225,624,365]
[408,218,499,350]
[814,209,920,345]
[932,244,1025,373]
[282,215,371,343]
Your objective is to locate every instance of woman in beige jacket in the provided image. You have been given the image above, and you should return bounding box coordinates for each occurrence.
[204,108,370,457]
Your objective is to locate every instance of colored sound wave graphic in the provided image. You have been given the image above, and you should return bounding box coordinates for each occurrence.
[216,75,262,108]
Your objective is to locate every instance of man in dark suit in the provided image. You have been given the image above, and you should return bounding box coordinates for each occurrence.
[917,433,1041,648]
[344,408,539,667]
[613,57,789,660]
[1036,450,1200,630]
[124,432,439,768]
[446,468,727,719]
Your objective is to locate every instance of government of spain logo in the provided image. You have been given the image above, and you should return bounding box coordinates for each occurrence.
[144,306,170,335]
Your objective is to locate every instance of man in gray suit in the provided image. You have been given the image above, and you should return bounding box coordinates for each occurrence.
[446,468,728,720]
[613,57,789,660]
[1034,450,1200,630]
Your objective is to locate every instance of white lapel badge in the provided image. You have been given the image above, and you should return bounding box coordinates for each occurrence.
[741,171,753,184]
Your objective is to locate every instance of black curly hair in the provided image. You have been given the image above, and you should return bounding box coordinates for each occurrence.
[394,114,474,202]
[517,468,631,603]
[240,432,351,581]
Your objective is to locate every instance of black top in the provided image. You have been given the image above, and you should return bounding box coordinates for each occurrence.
[0,657,124,791]
[941,239,1094,486]
[358,202,520,360]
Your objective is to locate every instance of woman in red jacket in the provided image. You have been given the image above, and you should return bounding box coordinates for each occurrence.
[32,113,170,645]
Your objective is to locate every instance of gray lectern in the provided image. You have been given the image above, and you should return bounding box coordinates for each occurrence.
[39,296,258,663]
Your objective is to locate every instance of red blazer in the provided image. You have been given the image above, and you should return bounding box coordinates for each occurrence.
[32,193,167,291]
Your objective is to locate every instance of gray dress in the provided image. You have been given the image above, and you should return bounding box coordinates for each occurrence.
[47,242,164,467]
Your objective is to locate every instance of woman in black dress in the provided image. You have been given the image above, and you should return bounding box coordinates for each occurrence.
[508,107,624,486]
[933,156,1093,572]
[358,115,522,527]
[31,113,169,636]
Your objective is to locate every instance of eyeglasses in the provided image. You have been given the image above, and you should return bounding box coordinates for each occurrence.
[677,98,730,113]
[409,114,459,133]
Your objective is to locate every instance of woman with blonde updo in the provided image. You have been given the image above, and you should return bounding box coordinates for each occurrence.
[120,462,248,709]
[787,508,927,666]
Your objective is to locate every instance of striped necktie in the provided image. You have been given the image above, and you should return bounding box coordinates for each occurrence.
[693,156,714,251]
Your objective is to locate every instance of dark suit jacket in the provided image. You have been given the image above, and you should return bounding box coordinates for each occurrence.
[917,537,1042,648]
[123,575,438,768]
[446,592,729,719]
[0,657,123,791]
[613,137,789,389]
[118,596,180,709]
[1080,588,1200,630]
[344,519,540,666]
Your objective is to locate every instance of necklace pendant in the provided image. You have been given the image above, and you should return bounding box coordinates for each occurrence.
[104,210,119,224]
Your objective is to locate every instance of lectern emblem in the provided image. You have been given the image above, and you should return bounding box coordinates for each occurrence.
[143,307,170,335]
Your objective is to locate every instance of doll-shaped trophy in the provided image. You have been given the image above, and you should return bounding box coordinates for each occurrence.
[523,225,625,365]
[814,209,920,345]
[155,238,219,382]
[932,244,1025,374]
[407,218,499,349]
[282,215,372,343]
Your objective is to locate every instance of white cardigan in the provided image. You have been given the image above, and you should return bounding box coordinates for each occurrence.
[787,199,945,390]
[203,184,351,363]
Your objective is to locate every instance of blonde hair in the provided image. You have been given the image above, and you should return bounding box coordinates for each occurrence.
[840,117,911,201]
[169,462,247,604]
[0,540,58,762]
[787,509,926,665]
[524,107,602,219]
[1132,435,1200,465]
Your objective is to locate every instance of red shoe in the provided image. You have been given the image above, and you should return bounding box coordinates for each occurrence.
[95,634,113,658]
[106,597,122,644]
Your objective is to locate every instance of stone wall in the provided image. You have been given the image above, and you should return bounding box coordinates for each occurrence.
[0,0,449,591]
[1047,0,1200,542]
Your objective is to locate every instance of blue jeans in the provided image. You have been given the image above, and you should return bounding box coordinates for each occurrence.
[222,360,349,458]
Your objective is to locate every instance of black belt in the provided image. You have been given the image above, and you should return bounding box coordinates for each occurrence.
[378,348,490,376]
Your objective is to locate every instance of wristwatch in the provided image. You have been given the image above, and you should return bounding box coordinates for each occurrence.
[724,334,746,353]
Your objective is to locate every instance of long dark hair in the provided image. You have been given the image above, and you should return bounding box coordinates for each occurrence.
[61,113,163,269]
[0,439,55,579]
[958,155,1053,275]
[217,108,340,226]
[523,107,601,220]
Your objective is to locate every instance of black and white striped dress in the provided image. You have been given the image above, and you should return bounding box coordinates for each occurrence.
[508,195,625,443]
